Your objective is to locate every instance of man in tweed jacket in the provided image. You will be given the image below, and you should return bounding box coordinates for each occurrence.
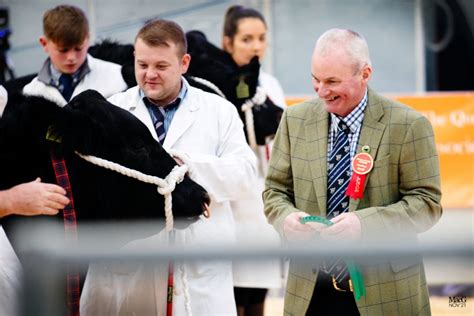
[263,29,442,315]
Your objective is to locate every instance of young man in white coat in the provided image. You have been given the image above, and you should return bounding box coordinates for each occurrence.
[87,19,258,315]
[0,6,127,315]
[23,5,127,105]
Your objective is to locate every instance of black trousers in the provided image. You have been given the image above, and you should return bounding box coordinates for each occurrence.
[234,287,268,306]
[306,271,360,316]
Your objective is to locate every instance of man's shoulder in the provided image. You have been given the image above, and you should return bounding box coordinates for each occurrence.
[369,90,427,124]
[187,85,236,110]
[286,98,321,117]
[108,86,139,105]
[80,55,128,96]
[88,55,122,71]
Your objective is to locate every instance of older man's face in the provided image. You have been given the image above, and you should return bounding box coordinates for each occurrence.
[311,48,371,117]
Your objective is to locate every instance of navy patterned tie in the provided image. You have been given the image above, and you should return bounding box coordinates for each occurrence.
[325,120,351,282]
[152,107,166,145]
[327,120,351,219]
[144,97,181,145]
[59,74,74,102]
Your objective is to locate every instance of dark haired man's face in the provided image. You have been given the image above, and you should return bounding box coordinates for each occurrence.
[134,38,190,106]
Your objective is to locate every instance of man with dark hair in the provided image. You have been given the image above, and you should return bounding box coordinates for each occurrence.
[23,4,127,104]
[82,19,257,315]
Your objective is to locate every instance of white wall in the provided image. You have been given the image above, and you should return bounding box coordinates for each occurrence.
[1,0,424,95]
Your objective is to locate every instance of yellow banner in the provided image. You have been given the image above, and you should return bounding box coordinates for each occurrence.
[286,92,474,209]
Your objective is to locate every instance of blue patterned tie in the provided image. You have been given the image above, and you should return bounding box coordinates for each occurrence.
[325,120,351,282]
[327,120,351,219]
[144,97,182,145]
[59,74,74,102]
[151,106,166,145]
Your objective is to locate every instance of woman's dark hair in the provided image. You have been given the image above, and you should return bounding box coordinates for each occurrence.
[223,5,266,40]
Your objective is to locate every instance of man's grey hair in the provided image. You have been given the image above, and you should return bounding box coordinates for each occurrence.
[315,28,372,73]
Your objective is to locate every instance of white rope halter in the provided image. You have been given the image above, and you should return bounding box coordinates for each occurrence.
[75,151,194,314]
[75,151,188,232]
[188,76,226,98]
[240,86,267,151]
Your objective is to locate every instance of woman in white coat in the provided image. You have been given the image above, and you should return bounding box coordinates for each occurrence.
[222,5,287,316]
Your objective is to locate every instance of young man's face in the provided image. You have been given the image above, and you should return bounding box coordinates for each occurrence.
[134,38,190,106]
[40,36,89,74]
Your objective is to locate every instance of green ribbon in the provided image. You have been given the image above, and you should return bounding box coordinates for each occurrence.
[300,215,366,300]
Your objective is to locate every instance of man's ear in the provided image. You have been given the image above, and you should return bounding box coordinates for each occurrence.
[39,36,48,50]
[181,53,191,74]
[361,65,372,83]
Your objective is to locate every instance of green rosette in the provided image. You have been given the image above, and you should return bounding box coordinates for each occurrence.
[300,215,366,300]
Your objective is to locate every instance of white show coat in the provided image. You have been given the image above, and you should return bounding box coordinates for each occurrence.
[81,81,257,316]
[231,71,287,289]
[23,54,128,106]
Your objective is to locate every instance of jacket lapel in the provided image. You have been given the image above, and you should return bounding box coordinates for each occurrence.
[163,89,198,150]
[127,88,158,141]
[305,100,330,215]
[349,88,386,212]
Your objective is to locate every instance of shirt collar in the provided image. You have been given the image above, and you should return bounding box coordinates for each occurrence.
[38,56,91,87]
[330,88,368,134]
[141,77,188,110]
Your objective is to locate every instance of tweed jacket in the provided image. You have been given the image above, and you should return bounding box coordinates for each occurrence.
[263,88,442,315]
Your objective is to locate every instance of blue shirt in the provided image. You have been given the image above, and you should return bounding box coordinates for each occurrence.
[37,58,90,92]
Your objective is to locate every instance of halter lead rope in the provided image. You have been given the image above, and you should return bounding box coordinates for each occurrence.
[75,151,188,232]
[74,151,193,315]
[240,86,267,151]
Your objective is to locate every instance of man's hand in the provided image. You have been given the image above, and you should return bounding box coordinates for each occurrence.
[283,211,327,241]
[0,178,70,217]
[320,212,361,241]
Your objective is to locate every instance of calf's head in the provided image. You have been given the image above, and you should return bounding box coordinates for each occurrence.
[59,90,211,226]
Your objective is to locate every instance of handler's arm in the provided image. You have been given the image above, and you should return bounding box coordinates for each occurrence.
[263,110,320,240]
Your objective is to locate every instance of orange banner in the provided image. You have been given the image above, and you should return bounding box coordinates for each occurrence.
[287,92,474,209]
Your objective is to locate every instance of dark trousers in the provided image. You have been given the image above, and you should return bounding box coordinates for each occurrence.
[234,287,268,306]
[306,271,360,315]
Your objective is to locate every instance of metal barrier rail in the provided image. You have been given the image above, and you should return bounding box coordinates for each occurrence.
[10,219,473,316]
